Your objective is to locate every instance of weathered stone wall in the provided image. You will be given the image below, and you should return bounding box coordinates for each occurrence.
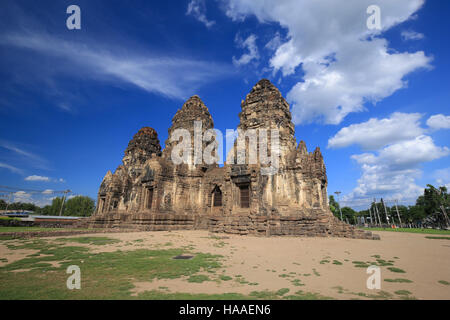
[209,213,379,240]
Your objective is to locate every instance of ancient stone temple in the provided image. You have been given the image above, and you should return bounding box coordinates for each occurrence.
[90,79,378,240]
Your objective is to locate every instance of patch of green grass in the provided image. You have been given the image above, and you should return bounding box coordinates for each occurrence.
[213,241,226,248]
[187,275,210,283]
[371,255,381,259]
[312,268,320,276]
[0,238,223,299]
[278,273,291,278]
[438,280,450,285]
[384,278,413,283]
[276,288,290,296]
[332,260,343,265]
[319,260,330,264]
[387,267,406,273]
[219,275,232,281]
[352,291,393,300]
[362,227,450,235]
[248,290,277,299]
[247,289,330,300]
[425,236,450,240]
[375,259,394,266]
[291,279,305,287]
[138,290,251,300]
[235,276,249,285]
[352,261,370,268]
[0,217,20,221]
[332,286,345,294]
[285,290,332,300]
[55,237,120,246]
[394,290,412,296]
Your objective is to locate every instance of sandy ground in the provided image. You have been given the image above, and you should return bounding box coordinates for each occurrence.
[1,230,449,299]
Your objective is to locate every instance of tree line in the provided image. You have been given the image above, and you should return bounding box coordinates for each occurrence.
[329,184,449,228]
[0,195,95,217]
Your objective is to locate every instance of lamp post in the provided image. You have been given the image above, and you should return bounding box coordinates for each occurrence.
[59,190,71,216]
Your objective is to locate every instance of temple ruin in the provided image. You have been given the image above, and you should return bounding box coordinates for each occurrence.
[90,79,379,240]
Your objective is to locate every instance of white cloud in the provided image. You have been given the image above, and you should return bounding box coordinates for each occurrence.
[434,168,450,190]
[265,32,282,51]
[1,32,231,100]
[401,30,425,41]
[232,34,259,67]
[427,114,450,130]
[25,175,50,182]
[0,140,49,170]
[13,191,32,203]
[332,113,450,206]
[0,162,23,174]
[14,191,53,207]
[343,136,450,203]
[0,140,45,162]
[378,135,449,168]
[186,0,216,28]
[42,189,54,195]
[223,0,432,124]
[328,112,424,150]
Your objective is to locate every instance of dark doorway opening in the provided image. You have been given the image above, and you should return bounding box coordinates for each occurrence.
[239,184,250,208]
[213,186,222,207]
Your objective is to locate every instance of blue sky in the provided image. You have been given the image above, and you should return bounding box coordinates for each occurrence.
[0,0,449,209]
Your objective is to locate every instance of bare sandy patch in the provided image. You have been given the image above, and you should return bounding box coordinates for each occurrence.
[0,242,40,266]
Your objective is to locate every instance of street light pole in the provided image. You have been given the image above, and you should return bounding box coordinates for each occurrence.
[5,192,12,212]
[59,190,71,216]
[394,200,403,227]
[436,189,450,229]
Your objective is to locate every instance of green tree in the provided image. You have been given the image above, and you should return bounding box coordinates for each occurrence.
[64,196,95,217]
[328,195,340,218]
[40,205,53,216]
[341,207,357,224]
[43,197,64,216]
[407,205,426,223]
[423,184,448,217]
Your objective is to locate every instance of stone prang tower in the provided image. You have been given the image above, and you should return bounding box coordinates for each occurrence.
[90,79,379,240]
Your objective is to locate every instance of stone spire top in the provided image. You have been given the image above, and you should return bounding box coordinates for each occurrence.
[163,95,215,162]
[169,95,214,131]
[237,79,297,156]
[122,127,162,169]
[239,79,294,132]
[125,127,161,157]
